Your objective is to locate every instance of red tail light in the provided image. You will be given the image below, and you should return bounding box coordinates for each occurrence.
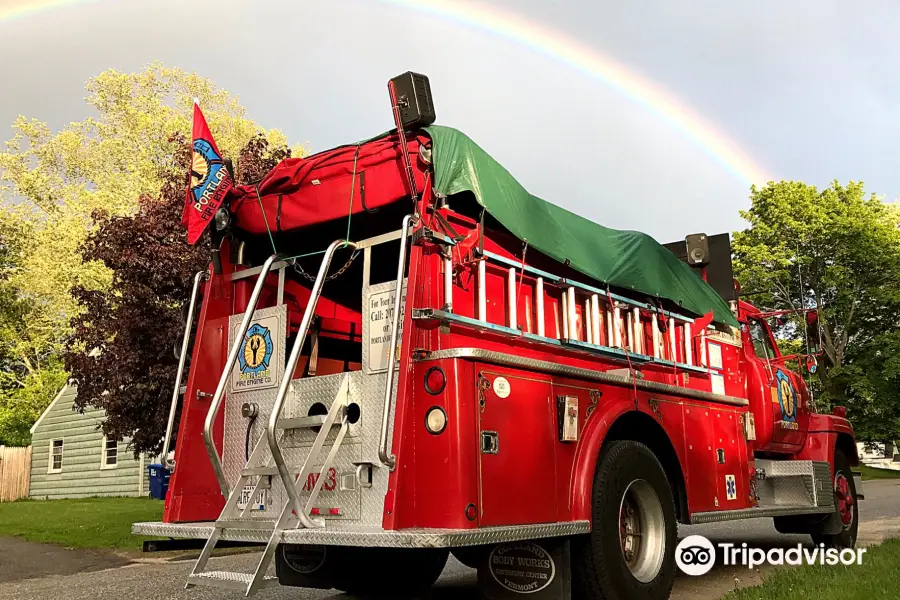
[424,366,446,395]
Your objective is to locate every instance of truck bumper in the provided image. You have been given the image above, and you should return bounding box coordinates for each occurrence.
[132,520,590,548]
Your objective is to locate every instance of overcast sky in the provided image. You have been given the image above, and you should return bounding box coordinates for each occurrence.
[2,0,899,242]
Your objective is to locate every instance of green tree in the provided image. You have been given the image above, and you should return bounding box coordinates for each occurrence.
[733,180,900,439]
[0,63,289,443]
[64,133,290,453]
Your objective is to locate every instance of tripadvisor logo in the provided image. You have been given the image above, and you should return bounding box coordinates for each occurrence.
[675,535,867,576]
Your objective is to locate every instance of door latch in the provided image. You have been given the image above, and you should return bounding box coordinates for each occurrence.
[481,431,499,455]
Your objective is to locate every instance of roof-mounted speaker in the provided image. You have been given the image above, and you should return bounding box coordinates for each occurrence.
[389,71,436,129]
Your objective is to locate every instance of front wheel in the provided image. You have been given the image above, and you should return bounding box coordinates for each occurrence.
[811,449,858,548]
[573,440,677,600]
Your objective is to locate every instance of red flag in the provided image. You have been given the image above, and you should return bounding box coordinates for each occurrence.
[182,103,233,244]
[691,311,716,337]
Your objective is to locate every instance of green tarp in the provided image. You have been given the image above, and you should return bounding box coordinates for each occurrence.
[425,125,738,327]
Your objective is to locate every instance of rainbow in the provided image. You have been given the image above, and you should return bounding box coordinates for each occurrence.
[380,0,770,185]
[0,0,98,22]
[2,0,770,184]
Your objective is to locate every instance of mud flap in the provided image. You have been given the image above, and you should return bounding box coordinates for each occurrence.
[274,544,336,589]
[478,538,571,600]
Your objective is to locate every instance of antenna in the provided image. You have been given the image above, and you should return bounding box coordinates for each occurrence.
[796,246,816,410]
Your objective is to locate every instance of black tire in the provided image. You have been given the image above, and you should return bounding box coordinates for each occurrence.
[333,547,448,597]
[573,440,677,600]
[811,449,858,548]
[451,546,488,570]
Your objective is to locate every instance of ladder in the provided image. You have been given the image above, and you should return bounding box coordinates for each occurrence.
[186,240,358,595]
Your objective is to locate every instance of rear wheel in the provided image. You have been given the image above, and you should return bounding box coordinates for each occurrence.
[811,449,858,548]
[573,440,677,600]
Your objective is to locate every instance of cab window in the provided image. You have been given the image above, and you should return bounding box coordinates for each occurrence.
[748,319,778,360]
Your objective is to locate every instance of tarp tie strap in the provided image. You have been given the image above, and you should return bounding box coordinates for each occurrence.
[344,146,360,247]
[609,284,639,404]
[255,184,277,256]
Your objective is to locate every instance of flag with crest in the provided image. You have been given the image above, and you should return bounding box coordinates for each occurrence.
[182,102,233,244]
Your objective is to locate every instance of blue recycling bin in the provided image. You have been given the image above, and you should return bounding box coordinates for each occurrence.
[148,464,171,500]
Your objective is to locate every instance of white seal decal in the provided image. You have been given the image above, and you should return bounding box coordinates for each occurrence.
[489,541,555,594]
[493,376,511,399]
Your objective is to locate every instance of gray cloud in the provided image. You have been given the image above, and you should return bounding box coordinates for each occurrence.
[3,0,896,242]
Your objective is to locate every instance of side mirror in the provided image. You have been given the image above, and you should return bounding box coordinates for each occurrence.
[805,310,821,354]
[805,355,818,374]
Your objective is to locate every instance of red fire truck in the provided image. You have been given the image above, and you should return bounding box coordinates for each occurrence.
[134,75,861,600]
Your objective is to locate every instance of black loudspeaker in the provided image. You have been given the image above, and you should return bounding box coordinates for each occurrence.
[663,232,736,302]
[685,233,710,265]
[389,72,436,129]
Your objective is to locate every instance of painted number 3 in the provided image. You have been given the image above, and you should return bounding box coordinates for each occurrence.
[303,468,338,492]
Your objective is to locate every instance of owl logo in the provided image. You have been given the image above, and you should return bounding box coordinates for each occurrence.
[775,370,797,422]
[238,324,273,376]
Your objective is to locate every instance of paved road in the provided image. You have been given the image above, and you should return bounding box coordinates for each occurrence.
[0,479,898,600]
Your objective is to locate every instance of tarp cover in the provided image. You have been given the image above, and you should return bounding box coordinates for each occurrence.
[425,125,738,327]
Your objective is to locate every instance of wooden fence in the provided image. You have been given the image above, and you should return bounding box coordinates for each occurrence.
[0,446,32,502]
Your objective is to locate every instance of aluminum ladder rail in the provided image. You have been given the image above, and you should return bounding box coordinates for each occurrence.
[187,241,358,596]
[161,270,208,470]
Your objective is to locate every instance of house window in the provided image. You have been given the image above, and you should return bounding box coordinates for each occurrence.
[48,439,63,473]
[101,437,118,469]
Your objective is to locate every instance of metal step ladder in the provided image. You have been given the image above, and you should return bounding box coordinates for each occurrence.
[186,240,358,596]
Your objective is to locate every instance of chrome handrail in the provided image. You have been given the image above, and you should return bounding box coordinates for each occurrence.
[267,240,358,527]
[162,270,208,471]
[203,253,281,498]
[378,214,417,469]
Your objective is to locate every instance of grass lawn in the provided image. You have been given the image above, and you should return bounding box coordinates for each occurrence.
[0,497,163,549]
[724,539,900,600]
[858,464,900,480]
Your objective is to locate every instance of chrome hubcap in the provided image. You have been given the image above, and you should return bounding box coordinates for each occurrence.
[618,479,665,583]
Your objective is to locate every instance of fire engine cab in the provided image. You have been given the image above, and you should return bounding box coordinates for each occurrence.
[134,73,861,600]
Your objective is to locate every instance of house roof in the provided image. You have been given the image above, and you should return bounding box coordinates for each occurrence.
[29,383,72,434]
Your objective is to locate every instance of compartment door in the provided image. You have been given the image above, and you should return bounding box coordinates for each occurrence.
[476,366,558,526]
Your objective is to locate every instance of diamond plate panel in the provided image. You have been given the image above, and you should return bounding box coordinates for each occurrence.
[281,370,396,527]
[223,305,286,520]
[690,505,833,524]
[132,521,590,548]
[754,460,833,510]
[813,461,835,508]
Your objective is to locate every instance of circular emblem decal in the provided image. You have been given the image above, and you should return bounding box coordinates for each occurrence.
[489,542,555,594]
[281,544,327,574]
[775,370,797,421]
[493,376,511,399]
[238,323,274,376]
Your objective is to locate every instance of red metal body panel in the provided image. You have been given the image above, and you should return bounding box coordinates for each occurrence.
[164,249,233,523]
[476,366,559,525]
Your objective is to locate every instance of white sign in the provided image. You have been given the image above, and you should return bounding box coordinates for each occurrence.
[710,372,726,396]
[365,281,407,374]
[707,342,723,370]
[493,377,511,399]
[231,314,281,392]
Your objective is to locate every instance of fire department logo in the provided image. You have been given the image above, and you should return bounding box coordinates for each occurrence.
[189,138,230,218]
[238,324,273,377]
[775,370,797,422]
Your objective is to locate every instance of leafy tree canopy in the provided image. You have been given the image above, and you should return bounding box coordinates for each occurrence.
[733,180,900,440]
[0,63,290,445]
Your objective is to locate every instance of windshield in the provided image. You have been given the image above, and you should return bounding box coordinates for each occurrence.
[748,319,778,361]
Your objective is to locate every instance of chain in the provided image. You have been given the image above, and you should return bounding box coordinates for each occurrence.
[292,248,361,282]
